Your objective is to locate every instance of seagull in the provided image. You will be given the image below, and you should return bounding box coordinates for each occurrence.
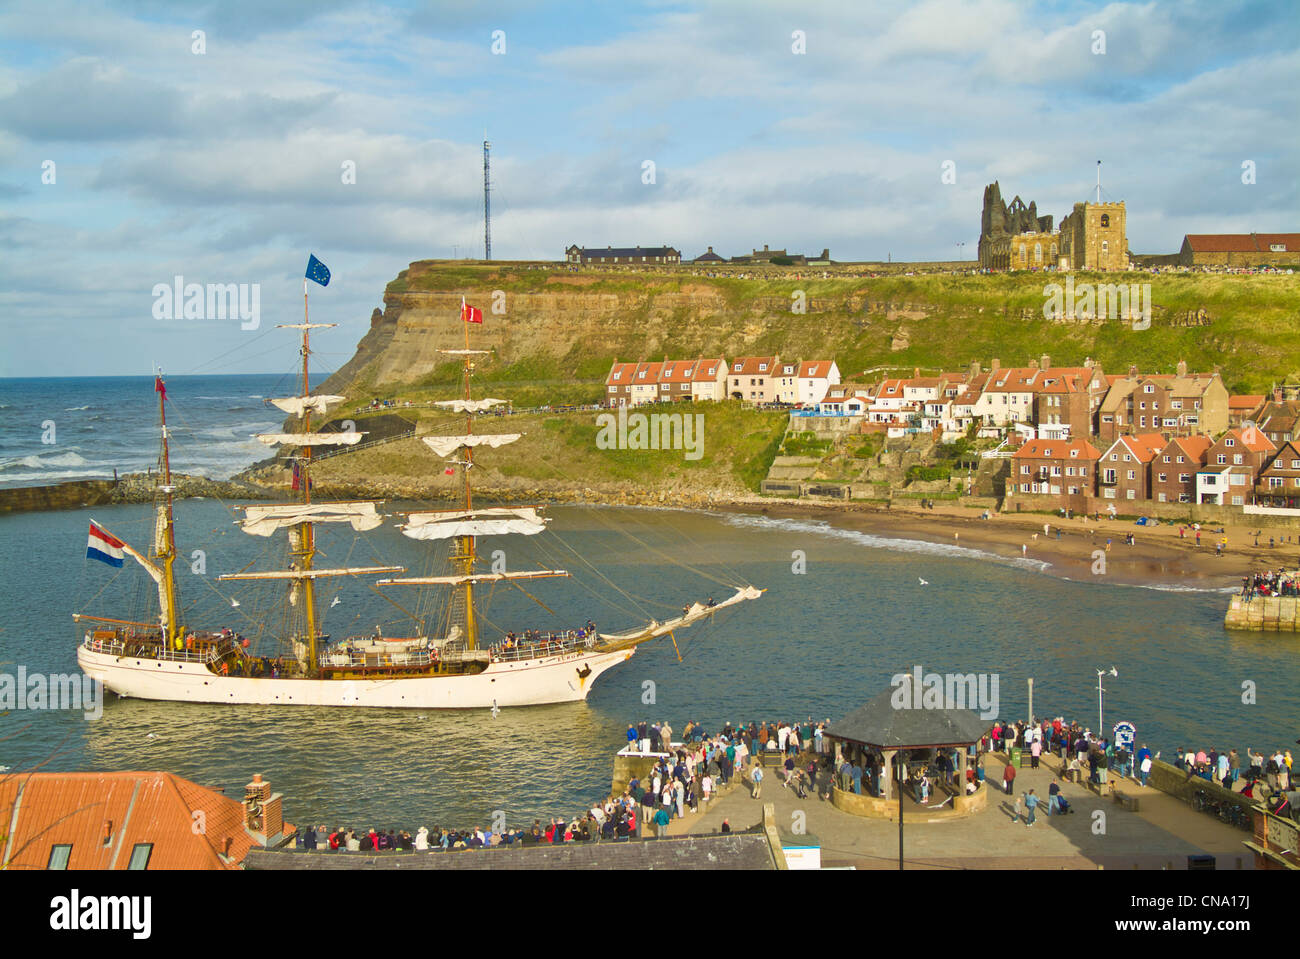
[229,598,240,608]
[330,596,341,608]
[918,577,929,586]
[491,699,500,719]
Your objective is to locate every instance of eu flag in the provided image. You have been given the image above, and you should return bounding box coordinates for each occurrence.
[306,254,331,287]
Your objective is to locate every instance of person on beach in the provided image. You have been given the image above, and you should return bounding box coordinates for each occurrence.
[750,763,764,799]
[1025,789,1039,826]
[1003,762,1016,795]
[1012,792,1023,823]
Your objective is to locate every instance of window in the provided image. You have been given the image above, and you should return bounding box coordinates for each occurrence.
[1217,454,1227,464]
[1104,488,1116,498]
[1163,455,1170,463]
[608,386,616,394]
[1179,473,1190,483]
[1144,385,1154,394]
[1158,493,1166,502]
[1034,243,1042,263]
[1126,489,1135,499]
[1292,459,1300,469]
[48,845,72,870]
[1232,495,1244,505]
[1176,456,1185,464]
[1233,454,1242,465]
[1127,470,1136,480]
[127,843,153,870]
[1101,213,1110,227]
[1102,240,1109,257]
[1225,438,1235,447]
[1158,473,1167,482]
[1270,477,1284,488]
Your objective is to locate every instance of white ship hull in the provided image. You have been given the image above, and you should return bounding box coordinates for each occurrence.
[77,645,636,709]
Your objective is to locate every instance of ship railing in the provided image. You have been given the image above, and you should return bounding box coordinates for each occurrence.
[82,636,219,664]
[319,647,439,668]
[487,635,597,662]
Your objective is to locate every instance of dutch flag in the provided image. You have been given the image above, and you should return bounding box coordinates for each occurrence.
[87,521,126,567]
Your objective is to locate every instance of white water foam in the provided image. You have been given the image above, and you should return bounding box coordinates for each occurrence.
[721,512,1053,573]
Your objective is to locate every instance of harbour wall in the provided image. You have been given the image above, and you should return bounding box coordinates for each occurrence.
[1223,594,1300,632]
[0,479,117,514]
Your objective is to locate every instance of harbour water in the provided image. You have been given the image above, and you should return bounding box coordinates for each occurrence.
[2,498,1296,831]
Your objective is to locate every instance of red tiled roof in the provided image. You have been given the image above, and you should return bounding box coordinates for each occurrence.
[1013,438,1101,460]
[799,361,834,378]
[1164,435,1212,464]
[0,771,256,870]
[1224,426,1277,453]
[658,359,696,384]
[606,361,638,385]
[1229,394,1265,410]
[691,357,725,382]
[730,356,777,376]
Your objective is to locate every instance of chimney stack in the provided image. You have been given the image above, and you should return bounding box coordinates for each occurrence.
[1128,365,1138,378]
[991,358,1001,372]
[1176,359,1188,378]
[1029,358,1038,370]
[970,361,981,378]
[1275,387,1284,403]
[1041,354,1051,370]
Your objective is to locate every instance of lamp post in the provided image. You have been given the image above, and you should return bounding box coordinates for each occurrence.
[1096,666,1117,736]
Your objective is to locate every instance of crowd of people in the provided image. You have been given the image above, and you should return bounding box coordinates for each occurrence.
[1240,569,1300,598]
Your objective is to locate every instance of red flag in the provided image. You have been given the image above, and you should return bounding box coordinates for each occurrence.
[155,376,166,399]
[461,301,483,324]
[444,467,455,475]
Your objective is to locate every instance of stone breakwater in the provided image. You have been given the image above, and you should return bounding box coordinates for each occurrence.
[0,473,280,514]
[1223,593,1300,632]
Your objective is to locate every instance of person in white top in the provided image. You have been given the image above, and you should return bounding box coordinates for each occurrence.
[702,774,713,801]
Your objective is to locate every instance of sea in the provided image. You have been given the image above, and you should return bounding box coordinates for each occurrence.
[1,375,1297,833]
[0,374,314,488]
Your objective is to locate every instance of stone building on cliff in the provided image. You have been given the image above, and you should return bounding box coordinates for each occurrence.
[978,181,1129,272]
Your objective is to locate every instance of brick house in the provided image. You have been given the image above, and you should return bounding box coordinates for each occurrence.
[657,358,697,403]
[1195,464,1253,506]
[1096,433,1166,504]
[604,361,638,408]
[1204,426,1277,484]
[565,245,681,265]
[1256,440,1300,507]
[1009,438,1102,508]
[1098,363,1228,442]
[629,361,664,406]
[1253,391,1300,446]
[1150,435,1212,504]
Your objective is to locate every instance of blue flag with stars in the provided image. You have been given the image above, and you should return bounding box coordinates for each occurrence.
[305,254,331,287]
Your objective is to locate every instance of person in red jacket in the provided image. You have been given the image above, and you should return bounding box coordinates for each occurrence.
[1003,762,1016,795]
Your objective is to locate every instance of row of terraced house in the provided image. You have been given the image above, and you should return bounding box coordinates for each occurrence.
[604,356,841,408]
[1006,387,1300,512]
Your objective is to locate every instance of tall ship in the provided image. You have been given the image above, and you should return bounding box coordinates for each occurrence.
[75,278,762,708]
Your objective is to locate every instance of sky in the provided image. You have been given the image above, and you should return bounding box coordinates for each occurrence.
[0,0,1296,377]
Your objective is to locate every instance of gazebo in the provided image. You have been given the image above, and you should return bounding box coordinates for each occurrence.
[825,676,994,868]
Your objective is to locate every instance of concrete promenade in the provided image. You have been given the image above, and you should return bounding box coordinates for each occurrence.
[673,751,1254,869]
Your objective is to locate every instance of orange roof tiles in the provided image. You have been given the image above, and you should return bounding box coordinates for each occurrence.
[0,771,256,870]
[730,356,777,376]
[1012,438,1101,460]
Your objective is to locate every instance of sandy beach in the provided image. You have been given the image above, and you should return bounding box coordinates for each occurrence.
[723,499,1300,591]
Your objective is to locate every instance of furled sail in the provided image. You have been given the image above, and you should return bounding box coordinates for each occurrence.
[377,569,570,587]
[269,395,346,416]
[422,433,521,457]
[255,431,366,446]
[276,323,337,330]
[240,502,384,537]
[400,507,548,541]
[219,566,404,581]
[597,586,764,644]
[432,398,507,413]
[438,349,491,355]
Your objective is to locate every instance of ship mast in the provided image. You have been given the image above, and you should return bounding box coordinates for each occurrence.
[297,301,320,667]
[459,315,478,649]
[155,373,180,648]
[223,298,403,674]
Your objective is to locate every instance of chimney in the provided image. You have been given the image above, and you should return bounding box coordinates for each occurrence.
[1176,359,1188,377]
[913,367,920,378]
[1084,357,1093,369]
[1128,365,1138,378]
[991,358,1001,372]
[764,244,769,252]
[1029,358,1038,370]
[1041,354,1051,370]
[244,773,271,833]
[970,361,981,378]
[1275,387,1284,402]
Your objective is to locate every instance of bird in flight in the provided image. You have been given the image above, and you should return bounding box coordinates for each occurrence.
[918,577,929,586]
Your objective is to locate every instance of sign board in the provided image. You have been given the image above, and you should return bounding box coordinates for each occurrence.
[783,845,822,870]
[1112,721,1136,750]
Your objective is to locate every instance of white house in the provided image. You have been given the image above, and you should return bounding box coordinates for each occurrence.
[796,361,840,406]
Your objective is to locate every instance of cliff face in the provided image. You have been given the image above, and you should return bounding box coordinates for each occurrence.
[321,260,1300,396]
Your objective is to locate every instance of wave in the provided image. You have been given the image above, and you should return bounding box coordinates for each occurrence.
[720,513,1053,573]
[1059,576,1237,595]
[0,450,93,472]
[63,405,93,411]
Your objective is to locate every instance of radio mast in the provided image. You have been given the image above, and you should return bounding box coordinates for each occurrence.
[483,139,492,261]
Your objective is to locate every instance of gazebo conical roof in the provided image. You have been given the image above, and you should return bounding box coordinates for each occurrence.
[825,676,992,750]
